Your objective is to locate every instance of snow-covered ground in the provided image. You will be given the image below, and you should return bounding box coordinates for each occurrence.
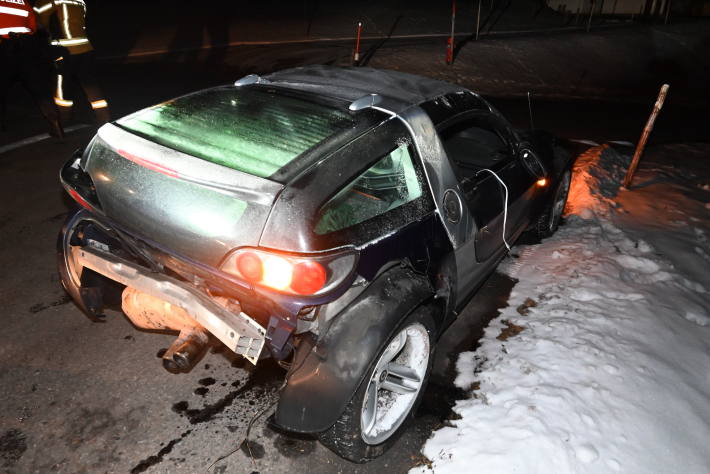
[414,144,710,473]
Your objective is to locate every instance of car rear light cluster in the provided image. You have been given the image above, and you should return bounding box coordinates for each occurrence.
[61,150,102,212]
[68,187,94,210]
[220,248,357,296]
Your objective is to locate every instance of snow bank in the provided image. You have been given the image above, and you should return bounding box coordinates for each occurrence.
[414,145,710,474]
[565,144,629,218]
[613,143,710,292]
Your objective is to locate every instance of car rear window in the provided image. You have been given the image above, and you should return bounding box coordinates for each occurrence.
[116,87,354,179]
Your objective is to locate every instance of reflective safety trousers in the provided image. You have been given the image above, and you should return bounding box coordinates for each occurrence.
[0,0,36,37]
[34,0,92,55]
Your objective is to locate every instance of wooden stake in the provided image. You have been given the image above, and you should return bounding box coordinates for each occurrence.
[622,84,670,188]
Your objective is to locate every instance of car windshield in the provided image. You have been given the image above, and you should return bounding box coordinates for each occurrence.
[116,87,354,179]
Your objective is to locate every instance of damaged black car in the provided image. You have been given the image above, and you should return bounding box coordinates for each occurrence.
[57,66,573,462]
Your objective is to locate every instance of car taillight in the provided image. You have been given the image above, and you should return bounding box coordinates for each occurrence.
[68,187,93,210]
[262,255,295,291]
[292,261,327,295]
[61,151,102,212]
[236,252,263,282]
[221,248,356,296]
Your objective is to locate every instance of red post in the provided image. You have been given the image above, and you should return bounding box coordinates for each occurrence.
[353,22,362,64]
[447,0,456,64]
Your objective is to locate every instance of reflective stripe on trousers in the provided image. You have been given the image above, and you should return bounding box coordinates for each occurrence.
[51,37,89,47]
[55,74,73,107]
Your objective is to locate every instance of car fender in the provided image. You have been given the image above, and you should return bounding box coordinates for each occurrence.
[273,264,436,433]
[58,209,103,319]
[57,209,123,320]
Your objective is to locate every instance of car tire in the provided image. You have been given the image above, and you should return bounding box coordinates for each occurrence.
[532,169,571,239]
[317,306,436,463]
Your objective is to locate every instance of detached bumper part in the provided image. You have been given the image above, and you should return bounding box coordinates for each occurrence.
[72,245,266,364]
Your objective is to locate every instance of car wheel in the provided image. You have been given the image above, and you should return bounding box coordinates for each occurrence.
[533,169,571,239]
[317,306,436,463]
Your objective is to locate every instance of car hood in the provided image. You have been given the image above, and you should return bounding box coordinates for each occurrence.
[83,124,283,267]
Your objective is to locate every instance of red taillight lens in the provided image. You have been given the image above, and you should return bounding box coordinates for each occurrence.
[291,261,327,295]
[262,255,294,291]
[236,252,263,282]
[222,248,355,297]
[68,188,93,210]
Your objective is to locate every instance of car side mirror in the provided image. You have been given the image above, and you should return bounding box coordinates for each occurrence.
[518,147,546,180]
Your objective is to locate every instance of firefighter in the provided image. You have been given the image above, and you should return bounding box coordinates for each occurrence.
[0,0,64,138]
[34,0,110,124]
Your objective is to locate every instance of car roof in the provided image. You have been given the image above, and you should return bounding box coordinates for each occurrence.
[263,65,465,113]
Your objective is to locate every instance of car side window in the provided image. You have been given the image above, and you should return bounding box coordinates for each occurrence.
[440,117,511,180]
[315,144,422,235]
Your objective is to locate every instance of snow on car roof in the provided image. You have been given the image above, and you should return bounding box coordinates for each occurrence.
[264,65,465,112]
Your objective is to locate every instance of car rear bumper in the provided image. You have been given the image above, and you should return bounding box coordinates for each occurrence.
[67,241,267,364]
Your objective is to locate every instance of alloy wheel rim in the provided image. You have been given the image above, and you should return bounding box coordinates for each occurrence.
[360,322,429,445]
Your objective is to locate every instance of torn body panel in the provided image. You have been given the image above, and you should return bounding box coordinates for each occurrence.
[58,210,268,364]
[274,265,436,433]
[73,245,266,364]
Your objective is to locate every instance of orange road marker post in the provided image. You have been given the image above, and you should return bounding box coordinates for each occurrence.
[446,0,456,65]
[622,84,670,189]
[353,22,362,65]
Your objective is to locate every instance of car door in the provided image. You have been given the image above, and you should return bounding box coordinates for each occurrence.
[439,113,539,300]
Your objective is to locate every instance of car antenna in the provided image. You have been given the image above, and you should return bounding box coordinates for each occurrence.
[527,91,535,130]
